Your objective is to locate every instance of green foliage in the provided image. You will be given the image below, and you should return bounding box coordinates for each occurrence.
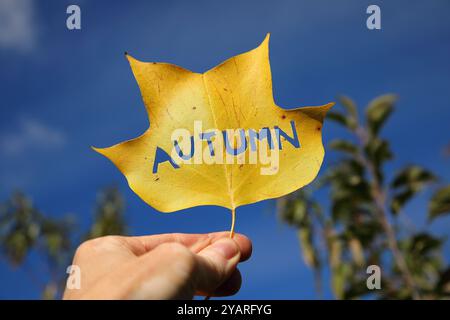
[0,193,40,265]
[390,166,436,214]
[85,186,126,239]
[365,94,397,136]
[327,111,355,130]
[428,185,450,221]
[338,95,358,120]
[280,192,321,269]
[279,94,450,299]
[0,186,127,299]
[329,139,358,155]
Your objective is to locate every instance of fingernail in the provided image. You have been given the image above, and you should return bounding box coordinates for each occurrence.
[209,238,238,259]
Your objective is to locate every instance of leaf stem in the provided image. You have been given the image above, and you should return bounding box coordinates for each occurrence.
[229,207,236,238]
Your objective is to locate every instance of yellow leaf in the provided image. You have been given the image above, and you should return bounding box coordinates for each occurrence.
[93,34,333,215]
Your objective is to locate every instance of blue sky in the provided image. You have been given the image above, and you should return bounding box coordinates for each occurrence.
[0,0,449,299]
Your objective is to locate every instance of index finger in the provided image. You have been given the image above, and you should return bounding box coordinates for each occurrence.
[123,232,252,262]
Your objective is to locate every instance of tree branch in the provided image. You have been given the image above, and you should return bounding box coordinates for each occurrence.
[354,126,421,299]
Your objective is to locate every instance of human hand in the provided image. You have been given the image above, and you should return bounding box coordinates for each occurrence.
[63,232,252,299]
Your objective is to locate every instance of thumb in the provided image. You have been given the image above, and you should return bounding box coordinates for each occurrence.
[194,237,241,296]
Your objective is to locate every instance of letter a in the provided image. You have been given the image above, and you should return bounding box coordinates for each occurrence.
[66,265,81,290]
[66,5,81,30]
[366,5,381,30]
[366,265,381,290]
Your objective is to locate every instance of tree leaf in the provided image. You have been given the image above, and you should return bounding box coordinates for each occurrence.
[436,267,450,294]
[329,237,343,268]
[348,220,382,247]
[428,185,450,221]
[40,216,73,264]
[391,165,436,189]
[338,95,358,119]
[86,187,126,239]
[364,137,393,183]
[348,237,365,266]
[0,193,40,265]
[390,188,415,215]
[409,233,443,256]
[364,138,393,167]
[331,263,350,299]
[390,166,436,214]
[329,139,358,155]
[297,226,319,268]
[327,111,356,130]
[366,94,397,136]
[93,34,334,212]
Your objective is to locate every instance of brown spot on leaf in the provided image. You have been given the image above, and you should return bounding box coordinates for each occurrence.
[154,177,160,181]
[317,126,321,131]
[281,115,286,119]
